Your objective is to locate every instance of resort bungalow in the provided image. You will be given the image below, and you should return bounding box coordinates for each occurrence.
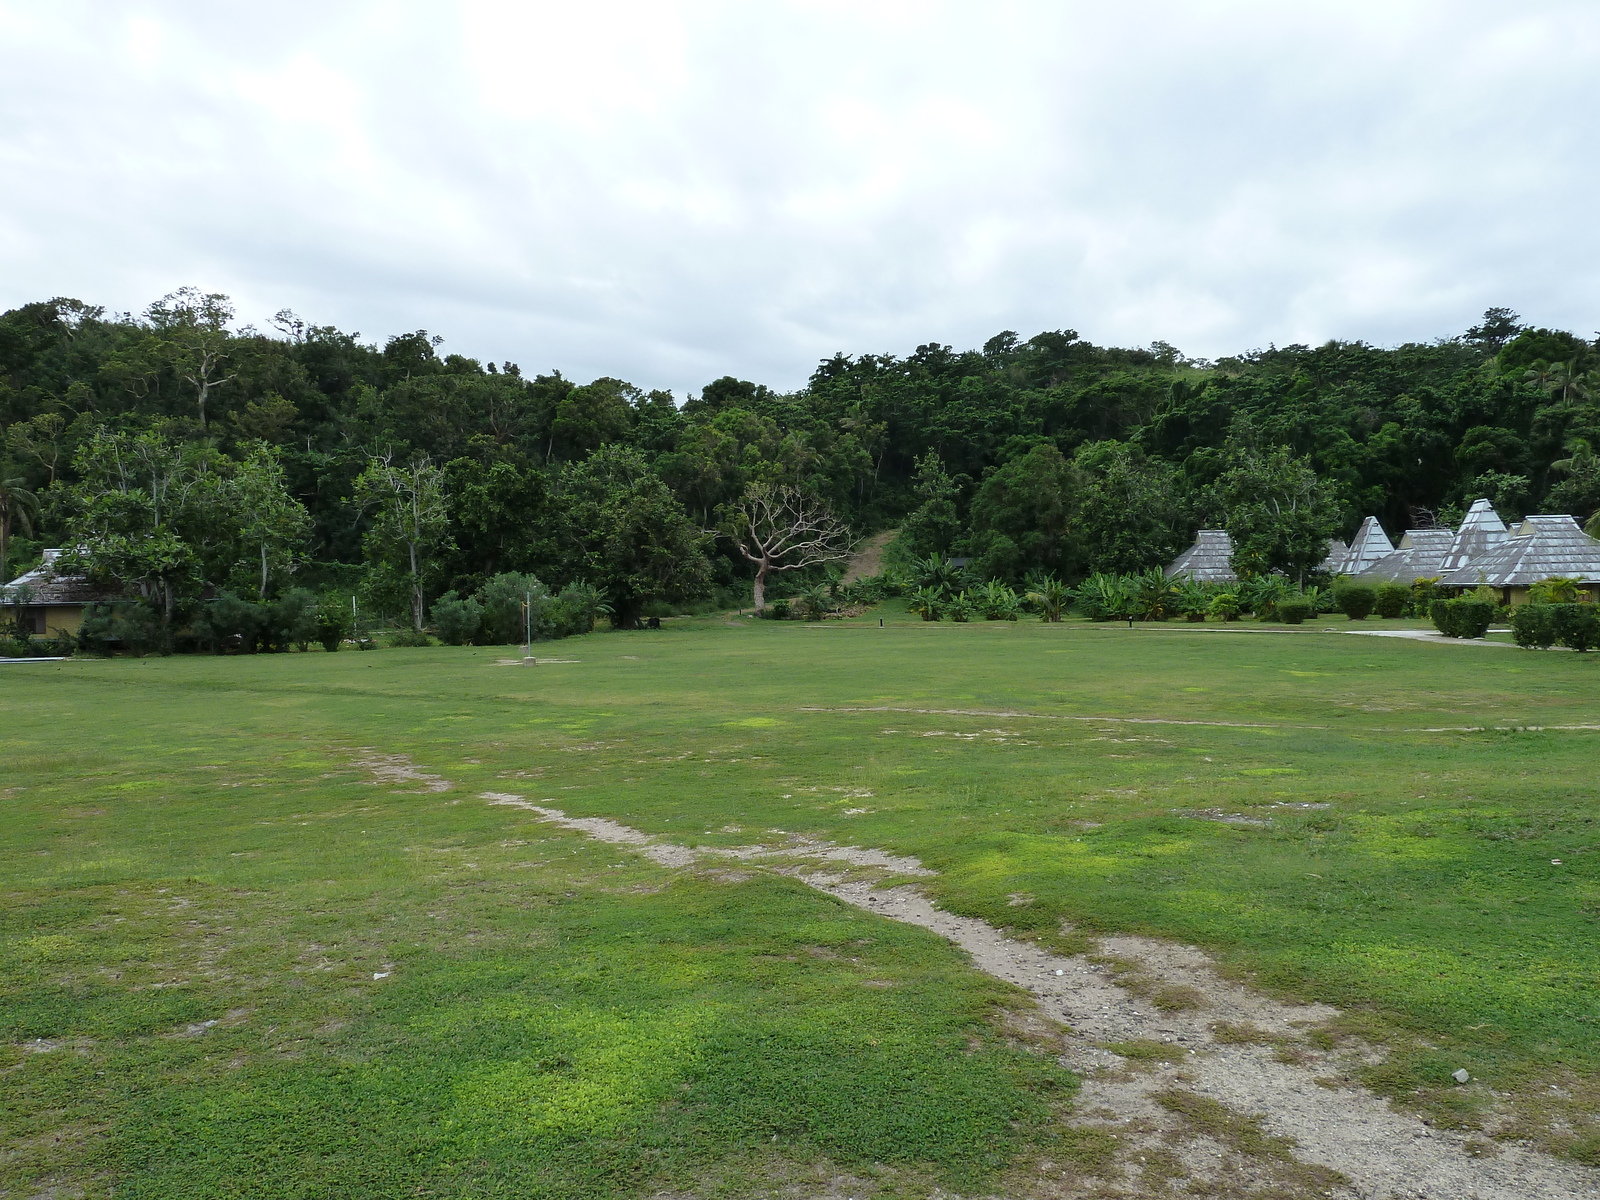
[1357,528,1454,584]
[1436,515,1600,605]
[1163,529,1237,583]
[1325,516,1395,576]
[0,550,116,637]
[1437,498,1508,575]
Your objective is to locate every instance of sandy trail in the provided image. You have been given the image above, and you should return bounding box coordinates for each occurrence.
[486,793,1597,1200]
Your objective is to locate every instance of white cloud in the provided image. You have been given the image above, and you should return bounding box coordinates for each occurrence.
[2,0,1598,395]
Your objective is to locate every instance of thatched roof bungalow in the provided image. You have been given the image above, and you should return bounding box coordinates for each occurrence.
[1438,498,1508,574]
[1357,529,1454,584]
[0,550,116,637]
[1437,515,1600,604]
[1163,529,1237,583]
[1327,516,1395,575]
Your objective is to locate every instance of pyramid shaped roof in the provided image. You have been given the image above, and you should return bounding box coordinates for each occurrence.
[1437,515,1600,587]
[0,549,118,605]
[1438,498,1507,574]
[1164,529,1237,583]
[1318,539,1348,572]
[1329,517,1394,575]
[1358,529,1454,583]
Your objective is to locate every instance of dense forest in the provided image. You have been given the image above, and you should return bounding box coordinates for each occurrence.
[3,291,1599,636]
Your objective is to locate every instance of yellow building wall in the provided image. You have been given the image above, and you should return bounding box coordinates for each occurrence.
[32,605,86,636]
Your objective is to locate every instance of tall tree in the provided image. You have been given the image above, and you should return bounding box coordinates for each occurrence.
[57,429,222,631]
[1211,443,1339,580]
[229,445,312,598]
[726,483,852,613]
[146,288,237,428]
[895,451,962,559]
[354,454,449,631]
[558,444,711,627]
[962,443,1080,582]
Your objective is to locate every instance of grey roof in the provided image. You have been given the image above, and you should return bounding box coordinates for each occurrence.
[1357,529,1455,583]
[1318,539,1348,572]
[1438,498,1507,574]
[1,549,119,606]
[1165,529,1237,583]
[1437,515,1600,587]
[1329,516,1395,575]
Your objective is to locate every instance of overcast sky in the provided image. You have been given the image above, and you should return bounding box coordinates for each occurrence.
[2,2,1599,396]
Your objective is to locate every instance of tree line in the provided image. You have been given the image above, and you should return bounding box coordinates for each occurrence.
[2,292,1598,641]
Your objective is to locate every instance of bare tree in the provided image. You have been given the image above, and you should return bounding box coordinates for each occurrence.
[728,483,852,613]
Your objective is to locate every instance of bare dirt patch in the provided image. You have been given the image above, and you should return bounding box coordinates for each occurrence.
[840,529,896,584]
[353,752,451,793]
[489,797,1599,1199]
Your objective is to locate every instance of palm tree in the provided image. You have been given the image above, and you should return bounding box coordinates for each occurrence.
[1546,357,1594,407]
[1551,436,1596,478]
[0,470,40,585]
[1522,359,1556,394]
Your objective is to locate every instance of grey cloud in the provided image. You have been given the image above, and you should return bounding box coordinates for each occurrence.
[2,0,1599,396]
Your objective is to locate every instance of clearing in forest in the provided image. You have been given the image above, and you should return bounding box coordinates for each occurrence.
[3,604,1598,1199]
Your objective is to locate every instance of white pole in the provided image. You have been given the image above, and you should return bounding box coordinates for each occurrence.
[524,591,532,658]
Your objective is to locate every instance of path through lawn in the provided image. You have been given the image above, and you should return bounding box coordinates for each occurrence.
[4,611,1599,1197]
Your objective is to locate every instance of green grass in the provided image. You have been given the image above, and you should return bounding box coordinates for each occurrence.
[4,606,1600,1192]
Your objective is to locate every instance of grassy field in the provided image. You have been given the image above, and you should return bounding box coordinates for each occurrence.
[4,606,1599,1196]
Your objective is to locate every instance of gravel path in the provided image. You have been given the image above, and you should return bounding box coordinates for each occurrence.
[487,793,1598,1200]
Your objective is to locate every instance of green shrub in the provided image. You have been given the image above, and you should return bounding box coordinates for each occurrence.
[767,598,792,620]
[906,587,942,621]
[431,591,484,645]
[1333,582,1377,620]
[1208,592,1242,621]
[548,582,603,637]
[1509,605,1557,649]
[195,592,263,653]
[1241,575,1291,619]
[1410,576,1442,615]
[1025,576,1070,622]
[1528,577,1584,604]
[798,583,834,621]
[980,580,1021,620]
[315,594,354,652]
[1278,599,1314,625]
[388,629,434,648]
[1548,603,1600,652]
[1429,598,1494,639]
[1374,583,1409,619]
[479,572,546,644]
[265,589,319,652]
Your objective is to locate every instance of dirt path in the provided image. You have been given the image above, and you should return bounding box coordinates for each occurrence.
[840,529,896,584]
[486,793,1597,1200]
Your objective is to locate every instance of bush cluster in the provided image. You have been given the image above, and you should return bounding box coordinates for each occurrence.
[1429,598,1496,639]
[1510,603,1600,651]
[429,572,601,645]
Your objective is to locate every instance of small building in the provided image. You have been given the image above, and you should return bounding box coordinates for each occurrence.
[1437,515,1600,605]
[0,550,117,637]
[1327,516,1395,575]
[1357,529,1454,584]
[1164,529,1237,583]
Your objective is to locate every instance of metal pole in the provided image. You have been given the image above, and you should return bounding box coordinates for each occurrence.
[524,592,532,658]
